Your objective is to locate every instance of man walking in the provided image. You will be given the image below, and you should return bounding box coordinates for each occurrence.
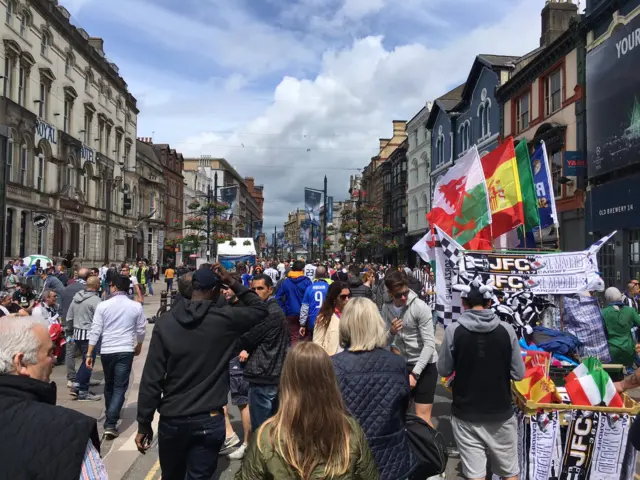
[136,265,268,479]
[86,274,147,439]
[347,265,373,300]
[437,277,525,480]
[238,274,289,432]
[68,276,102,401]
[299,266,332,339]
[264,262,280,283]
[275,260,312,346]
[61,268,90,389]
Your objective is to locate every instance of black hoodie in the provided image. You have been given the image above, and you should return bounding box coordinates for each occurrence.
[348,277,373,301]
[137,283,268,435]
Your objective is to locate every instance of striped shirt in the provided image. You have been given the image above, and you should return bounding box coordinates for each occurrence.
[80,441,109,480]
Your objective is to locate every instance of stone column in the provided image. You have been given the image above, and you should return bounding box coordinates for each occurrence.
[11,207,21,258]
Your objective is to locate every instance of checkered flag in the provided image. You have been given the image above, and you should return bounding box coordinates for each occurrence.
[434,226,464,262]
[435,303,463,325]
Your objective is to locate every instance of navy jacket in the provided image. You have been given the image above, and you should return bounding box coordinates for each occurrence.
[332,349,414,480]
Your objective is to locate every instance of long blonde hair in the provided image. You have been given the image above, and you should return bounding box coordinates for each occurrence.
[258,342,352,479]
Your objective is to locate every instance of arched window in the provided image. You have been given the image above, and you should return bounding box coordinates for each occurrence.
[479,105,485,138]
[19,8,31,37]
[6,0,15,26]
[65,52,75,76]
[40,29,52,57]
[84,70,93,93]
[65,161,75,188]
[35,153,45,192]
[80,165,88,194]
[484,102,491,136]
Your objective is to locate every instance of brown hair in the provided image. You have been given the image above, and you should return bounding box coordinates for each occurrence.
[384,270,409,291]
[258,342,351,479]
[316,281,349,331]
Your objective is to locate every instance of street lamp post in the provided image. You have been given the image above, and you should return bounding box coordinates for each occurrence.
[306,176,328,262]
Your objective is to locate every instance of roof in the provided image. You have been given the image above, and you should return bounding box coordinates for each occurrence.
[425,83,466,129]
[477,54,520,67]
[455,54,519,111]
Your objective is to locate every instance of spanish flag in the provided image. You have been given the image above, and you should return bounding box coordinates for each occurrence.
[481,140,525,238]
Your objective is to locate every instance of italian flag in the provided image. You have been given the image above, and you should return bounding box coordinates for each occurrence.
[481,140,525,238]
[427,146,492,249]
[565,358,624,408]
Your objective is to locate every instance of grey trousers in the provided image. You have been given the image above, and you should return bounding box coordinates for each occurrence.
[66,340,77,381]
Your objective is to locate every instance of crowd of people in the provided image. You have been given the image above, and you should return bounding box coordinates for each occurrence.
[4,253,640,480]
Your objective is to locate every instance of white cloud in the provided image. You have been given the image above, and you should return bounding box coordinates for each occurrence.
[89,0,545,229]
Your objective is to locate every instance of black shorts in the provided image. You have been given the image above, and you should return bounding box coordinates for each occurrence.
[229,358,249,406]
[407,362,438,405]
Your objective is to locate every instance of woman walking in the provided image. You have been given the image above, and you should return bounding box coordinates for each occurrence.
[313,281,351,356]
[602,286,640,369]
[235,342,379,479]
[333,297,414,480]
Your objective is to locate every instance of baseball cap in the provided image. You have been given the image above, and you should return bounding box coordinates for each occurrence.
[193,269,221,291]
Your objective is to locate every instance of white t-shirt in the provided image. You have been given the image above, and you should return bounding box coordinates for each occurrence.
[128,275,139,298]
[265,268,280,283]
[304,264,317,280]
[277,263,285,275]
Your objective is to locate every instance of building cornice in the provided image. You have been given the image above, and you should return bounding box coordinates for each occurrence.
[407,105,431,132]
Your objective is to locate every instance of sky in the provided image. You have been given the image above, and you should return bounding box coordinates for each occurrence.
[65,0,546,231]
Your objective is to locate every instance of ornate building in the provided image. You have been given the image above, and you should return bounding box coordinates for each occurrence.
[1,0,138,264]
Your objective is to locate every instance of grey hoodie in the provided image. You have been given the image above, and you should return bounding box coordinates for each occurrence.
[67,290,102,335]
[437,309,525,381]
[381,290,437,376]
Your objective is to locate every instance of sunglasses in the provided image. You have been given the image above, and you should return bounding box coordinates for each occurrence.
[392,290,410,300]
[339,294,352,300]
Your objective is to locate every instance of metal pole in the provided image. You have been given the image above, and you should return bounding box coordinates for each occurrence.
[274,226,277,261]
[213,172,218,260]
[206,184,211,261]
[323,175,327,263]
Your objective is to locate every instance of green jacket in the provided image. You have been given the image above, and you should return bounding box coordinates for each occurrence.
[234,417,379,480]
[602,304,640,367]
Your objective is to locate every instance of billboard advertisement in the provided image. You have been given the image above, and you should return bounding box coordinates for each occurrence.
[587,15,640,177]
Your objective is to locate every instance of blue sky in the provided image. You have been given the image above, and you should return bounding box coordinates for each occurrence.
[65,0,545,229]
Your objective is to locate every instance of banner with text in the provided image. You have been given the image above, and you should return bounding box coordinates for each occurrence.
[219,186,238,221]
[304,188,323,226]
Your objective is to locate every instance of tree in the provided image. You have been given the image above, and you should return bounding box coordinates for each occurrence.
[178,199,237,253]
[338,199,391,260]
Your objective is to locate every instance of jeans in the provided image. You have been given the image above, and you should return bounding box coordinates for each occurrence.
[101,352,134,430]
[75,340,96,392]
[65,337,77,381]
[148,281,154,295]
[249,384,279,431]
[286,316,301,347]
[166,279,173,291]
[158,413,225,480]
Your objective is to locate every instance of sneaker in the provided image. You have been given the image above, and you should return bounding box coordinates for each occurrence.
[227,443,247,460]
[77,392,103,402]
[89,379,103,387]
[66,380,75,389]
[219,433,240,455]
[103,428,119,440]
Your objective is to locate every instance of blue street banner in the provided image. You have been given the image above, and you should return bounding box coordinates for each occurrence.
[277,232,285,248]
[254,221,263,241]
[531,141,558,230]
[563,151,586,177]
[327,196,334,223]
[305,188,322,226]
[218,186,238,221]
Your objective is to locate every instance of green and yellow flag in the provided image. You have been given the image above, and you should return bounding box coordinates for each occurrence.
[515,138,540,232]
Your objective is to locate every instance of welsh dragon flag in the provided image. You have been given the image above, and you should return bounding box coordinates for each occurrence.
[565,357,624,407]
[427,146,492,250]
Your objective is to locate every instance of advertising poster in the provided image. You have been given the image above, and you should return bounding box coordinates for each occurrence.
[219,186,238,221]
[304,188,323,225]
[587,15,640,177]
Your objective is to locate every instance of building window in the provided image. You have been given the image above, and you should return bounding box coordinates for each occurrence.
[484,104,491,135]
[115,133,122,164]
[38,83,47,119]
[20,10,30,37]
[551,150,563,198]
[105,125,111,157]
[81,167,88,194]
[84,71,92,93]
[6,142,13,182]
[40,31,51,57]
[4,57,12,98]
[545,69,562,116]
[6,0,14,25]
[82,224,88,258]
[124,144,130,168]
[17,66,26,106]
[516,93,530,133]
[459,122,471,152]
[98,118,104,152]
[65,162,75,187]
[84,111,93,145]
[36,154,44,191]
[65,53,74,76]
[19,145,27,185]
[149,192,155,215]
[63,97,72,133]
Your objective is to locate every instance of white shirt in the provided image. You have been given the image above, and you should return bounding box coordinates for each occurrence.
[128,275,139,298]
[264,268,279,283]
[277,263,285,275]
[99,266,108,281]
[89,294,146,354]
[304,264,317,280]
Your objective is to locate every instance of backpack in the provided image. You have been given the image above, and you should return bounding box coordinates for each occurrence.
[405,414,448,478]
[531,326,582,357]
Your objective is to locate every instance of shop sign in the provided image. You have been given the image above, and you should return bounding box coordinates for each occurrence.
[587,14,640,177]
[33,214,48,229]
[81,144,95,163]
[563,151,585,176]
[35,118,57,145]
[587,175,640,232]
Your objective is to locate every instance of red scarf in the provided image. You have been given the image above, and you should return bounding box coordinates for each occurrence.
[334,308,342,319]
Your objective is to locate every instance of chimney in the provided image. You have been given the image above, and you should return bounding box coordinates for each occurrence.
[392,120,407,134]
[88,37,105,56]
[244,177,255,191]
[540,0,578,47]
[379,138,390,150]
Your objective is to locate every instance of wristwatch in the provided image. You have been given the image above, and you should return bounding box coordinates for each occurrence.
[410,371,420,381]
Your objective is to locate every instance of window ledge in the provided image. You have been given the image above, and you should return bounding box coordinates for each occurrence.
[40,54,52,65]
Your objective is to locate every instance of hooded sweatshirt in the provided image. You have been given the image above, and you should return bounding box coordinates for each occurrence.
[381,290,437,376]
[437,309,525,422]
[348,277,373,301]
[67,290,101,341]
[275,271,312,316]
[137,284,269,436]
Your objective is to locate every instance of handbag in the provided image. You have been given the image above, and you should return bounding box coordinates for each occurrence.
[405,413,448,479]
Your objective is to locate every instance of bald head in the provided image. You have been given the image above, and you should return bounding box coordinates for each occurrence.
[178,272,194,300]
[315,266,327,279]
[78,268,90,280]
